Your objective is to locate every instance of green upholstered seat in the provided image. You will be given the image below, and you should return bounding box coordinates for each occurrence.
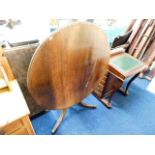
[110,53,143,73]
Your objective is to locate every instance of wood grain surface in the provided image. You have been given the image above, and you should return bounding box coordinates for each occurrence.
[27,22,110,110]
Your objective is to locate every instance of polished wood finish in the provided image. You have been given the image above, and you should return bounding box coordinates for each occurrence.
[52,109,67,134]
[94,51,146,108]
[94,71,123,108]
[51,101,97,134]
[104,19,155,91]
[27,22,110,110]
[78,101,97,109]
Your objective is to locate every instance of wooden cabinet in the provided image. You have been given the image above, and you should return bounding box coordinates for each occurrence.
[101,72,123,98]
[1,115,34,135]
[94,71,123,108]
[0,80,35,135]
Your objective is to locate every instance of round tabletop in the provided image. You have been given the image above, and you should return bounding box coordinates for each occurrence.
[27,22,110,110]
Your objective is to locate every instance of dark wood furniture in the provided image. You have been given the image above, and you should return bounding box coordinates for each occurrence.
[111,19,155,80]
[94,49,146,108]
[27,22,110,133]
[94,19,155,108]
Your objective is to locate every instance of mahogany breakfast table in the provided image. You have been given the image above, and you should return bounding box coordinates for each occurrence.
[27,22,110,133]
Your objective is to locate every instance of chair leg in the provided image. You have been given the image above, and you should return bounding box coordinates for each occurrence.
[100,89,115,109]
[52,109,67,134]
[92,93,112,109]
[119,73,139,96]
[78,101,97,109]
[100,97,112,109]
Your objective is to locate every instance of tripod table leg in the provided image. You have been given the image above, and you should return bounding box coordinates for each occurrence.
[78,101,97,109]
[52,109,67,134]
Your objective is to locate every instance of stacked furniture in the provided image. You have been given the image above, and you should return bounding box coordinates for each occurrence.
[113,19,155,79]
[94,19,155,108]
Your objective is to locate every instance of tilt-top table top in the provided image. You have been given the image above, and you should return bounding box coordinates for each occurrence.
[27,22,110,110]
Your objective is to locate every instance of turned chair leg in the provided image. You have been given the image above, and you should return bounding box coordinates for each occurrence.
[78,101,97,109]
[52,109,67,134]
